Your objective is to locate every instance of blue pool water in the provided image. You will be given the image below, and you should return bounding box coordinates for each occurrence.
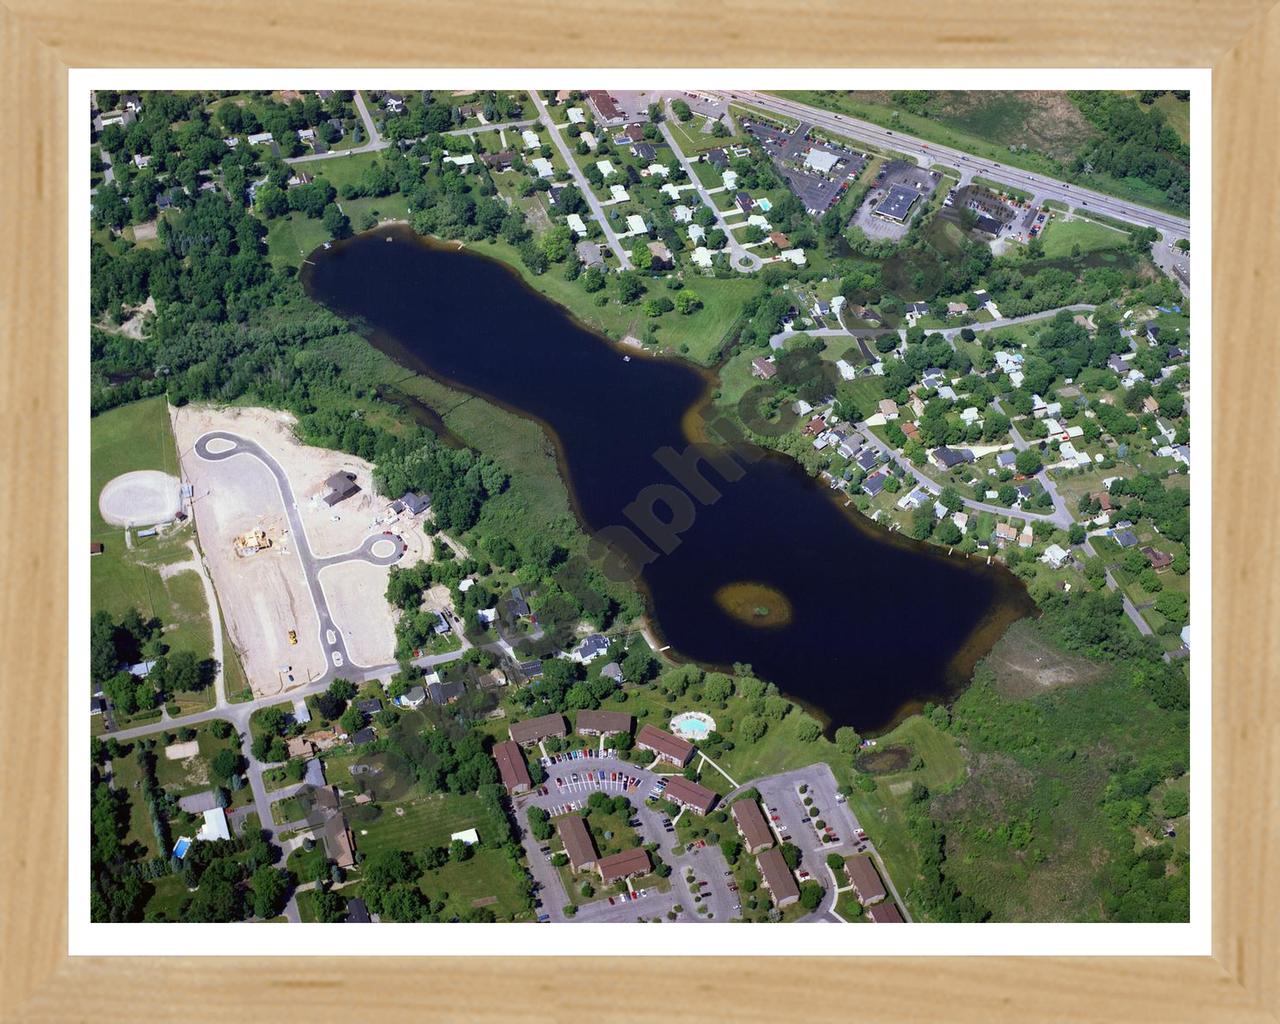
[757,198,773,211]
[670,714,714,738]
[173,837,191,859]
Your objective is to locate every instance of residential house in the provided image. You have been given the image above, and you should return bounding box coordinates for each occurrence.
[1041,543,1070,569]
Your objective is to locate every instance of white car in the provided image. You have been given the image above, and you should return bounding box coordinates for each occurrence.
[326,629,337,645]
[331,651,344,668]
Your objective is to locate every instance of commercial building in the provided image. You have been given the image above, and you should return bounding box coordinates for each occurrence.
[636,723,695,767]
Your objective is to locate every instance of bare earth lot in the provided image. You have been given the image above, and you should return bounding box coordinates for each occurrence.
[317,559,398,667]
[171,405,427,695]
[985,620,1108,699]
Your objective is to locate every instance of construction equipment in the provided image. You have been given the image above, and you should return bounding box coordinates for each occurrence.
[287,630,298,646]
[234,528,271,556]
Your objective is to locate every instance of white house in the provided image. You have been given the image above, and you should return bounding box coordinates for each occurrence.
[595,159,615,178]
[530,157,555,179]
[522,129,540,150]
[688,223,706,243]
[646,163,669,177]
[625,213,648,235]
[1042,543,1071,569]
[672,204,693,223]
[691,247,714,268]
[779,249,806,266]
[567,106,586,125]
[566,213,588,237]
[609,183,630,202]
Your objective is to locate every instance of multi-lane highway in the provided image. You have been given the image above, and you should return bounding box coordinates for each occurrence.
[721,90,1191,243]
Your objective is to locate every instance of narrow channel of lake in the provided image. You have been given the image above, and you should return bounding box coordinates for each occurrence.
[303,227,1034,733]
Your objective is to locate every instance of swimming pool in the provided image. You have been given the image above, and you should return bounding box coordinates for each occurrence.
[172,836,192,859]
[757,198,773,211]
[669,711,717,740]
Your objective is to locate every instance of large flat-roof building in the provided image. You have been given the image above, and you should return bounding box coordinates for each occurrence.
[576,709,633,737]
[636,723,695,767]
[844,855,887,905]
[731,798,774,855]
[874,184,922,223]
[557,814,598,872]
[597,847,651,884]
[757,846,800,908]
[508,713,567,746]
[663,775,717,816]
[492,739,532,795]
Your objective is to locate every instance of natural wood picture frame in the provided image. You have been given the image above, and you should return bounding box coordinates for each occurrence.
[2,2,1276,1020]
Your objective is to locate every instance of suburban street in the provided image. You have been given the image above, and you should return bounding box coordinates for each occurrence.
[855,424,1061,525]
[530,90,632,269]
[285,89,385,165]
[658,117,762,273]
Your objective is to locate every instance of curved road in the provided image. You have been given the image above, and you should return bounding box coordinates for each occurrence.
[196,430,395,675]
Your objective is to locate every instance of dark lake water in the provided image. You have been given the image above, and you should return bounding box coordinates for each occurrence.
[303,227,1034,733]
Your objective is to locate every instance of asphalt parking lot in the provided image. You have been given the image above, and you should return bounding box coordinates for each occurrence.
[752,765,871,882]
[515,752,741,922]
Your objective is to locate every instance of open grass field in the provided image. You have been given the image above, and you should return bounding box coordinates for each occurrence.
[344,790,531,920]
[1039,217,1130,259]
[265,211,331,267]
[91,398,217,713]
[152,719,240,795]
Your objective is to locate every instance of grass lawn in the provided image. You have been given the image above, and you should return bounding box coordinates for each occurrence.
[142,873,194,922]
[1040,217,1130,259]
[152,719,240,795]
[265,212,331,267]
[91,398,216,713]
[352,791,489,858]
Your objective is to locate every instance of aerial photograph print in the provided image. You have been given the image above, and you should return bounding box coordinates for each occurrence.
[86,84,1194,929]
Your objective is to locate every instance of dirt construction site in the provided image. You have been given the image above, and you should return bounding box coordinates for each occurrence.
[171,405,430,697]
